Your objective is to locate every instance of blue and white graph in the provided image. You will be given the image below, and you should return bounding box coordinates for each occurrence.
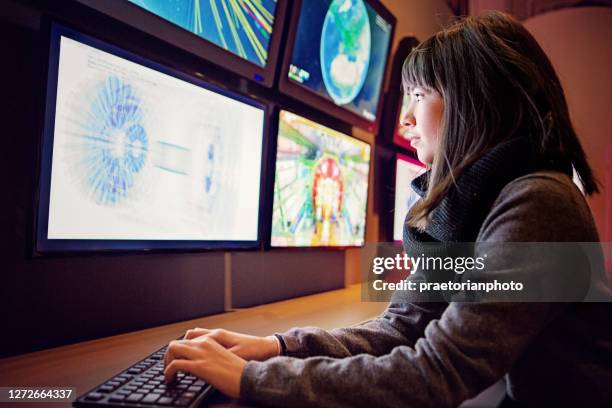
[48,36,264,241]
[66,75,150,206]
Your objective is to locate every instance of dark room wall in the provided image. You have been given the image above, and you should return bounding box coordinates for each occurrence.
[0,13,227,354]
[1,1,345,358]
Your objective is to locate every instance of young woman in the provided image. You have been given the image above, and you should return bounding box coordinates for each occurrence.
[163,12,612,407]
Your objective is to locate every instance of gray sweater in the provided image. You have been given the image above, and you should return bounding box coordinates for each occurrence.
[240,171,612,407]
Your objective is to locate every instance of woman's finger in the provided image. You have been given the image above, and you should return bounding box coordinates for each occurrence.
[208,329,228,342]
[164,340,200,367]
[192,335,227,352]
[184,328,210,340]
[164,359,198,383]
[200,336,224,350]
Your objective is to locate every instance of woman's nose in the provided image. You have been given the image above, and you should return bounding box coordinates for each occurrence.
[400,109,415,127]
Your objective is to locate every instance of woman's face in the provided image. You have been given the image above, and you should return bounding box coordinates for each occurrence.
[400,86,444,165]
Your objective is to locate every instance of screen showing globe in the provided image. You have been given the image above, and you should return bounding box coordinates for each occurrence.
[271,110,371,247]
[127,0,278,67]
[288,0,392,123]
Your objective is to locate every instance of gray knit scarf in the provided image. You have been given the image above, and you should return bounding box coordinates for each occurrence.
[398,136,572,301]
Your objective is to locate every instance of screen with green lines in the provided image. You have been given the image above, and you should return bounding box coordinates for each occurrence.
[128,0,277,67]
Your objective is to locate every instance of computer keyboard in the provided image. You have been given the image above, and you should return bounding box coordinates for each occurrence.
[74,345,214,407]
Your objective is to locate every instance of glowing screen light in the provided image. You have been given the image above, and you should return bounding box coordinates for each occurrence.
[128,0,277,67]
[47,35,264,242]
[287,0,392,122]
[271,110,371,247]
[393,155,426,242]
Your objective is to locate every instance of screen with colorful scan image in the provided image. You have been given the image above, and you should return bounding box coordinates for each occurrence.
[38,27,265,250]
[393,154,426,242]
[127,0,278,67]
[271,110,371,247]
[287,0,392,122]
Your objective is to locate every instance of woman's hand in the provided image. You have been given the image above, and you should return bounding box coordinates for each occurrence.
[164,337,247,399]
[182,328,280,361]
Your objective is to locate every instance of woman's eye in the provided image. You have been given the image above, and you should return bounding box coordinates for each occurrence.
[413,93,424,101]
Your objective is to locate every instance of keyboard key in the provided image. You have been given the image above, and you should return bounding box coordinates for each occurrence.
[141,394,160,404]
[128,368,142,374]
[98,385,113,393]
[85,392,103,401]
[193,379,207,386]
[188,385,202,393]
[124,385,137,391]
[109,395,126,402]
[174,397,192,406]
[157,396,174,405]
[107,380,121,388]
[182,391,196,399]
[126,393,144,402]
[116,389,131,396]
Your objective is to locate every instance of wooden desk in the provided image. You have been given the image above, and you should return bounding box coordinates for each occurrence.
[0,284,386,407]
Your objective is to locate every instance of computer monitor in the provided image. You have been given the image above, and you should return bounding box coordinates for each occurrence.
[271,110,371,247]
[76,0,288,87]
[36,24,267,252]
[279,0,395,133]
[393,154,426,242]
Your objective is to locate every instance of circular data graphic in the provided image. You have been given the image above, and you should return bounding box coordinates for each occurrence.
[66,75,150,206]
[320,0,371,105]
[186,110,225,215]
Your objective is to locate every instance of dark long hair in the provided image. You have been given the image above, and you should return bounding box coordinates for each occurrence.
[402,11,598,230]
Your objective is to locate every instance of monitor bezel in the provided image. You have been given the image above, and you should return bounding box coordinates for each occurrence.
[392,153,426,243]
[75,0,289,88]
[267,107,372,249]
[35,23,271,254]
[278,0,396,133]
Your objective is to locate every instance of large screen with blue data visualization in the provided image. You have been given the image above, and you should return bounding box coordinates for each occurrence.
[287,0,392,123]
[37,26,265,251]
[271,110,370,247]
[128,0,278,67]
